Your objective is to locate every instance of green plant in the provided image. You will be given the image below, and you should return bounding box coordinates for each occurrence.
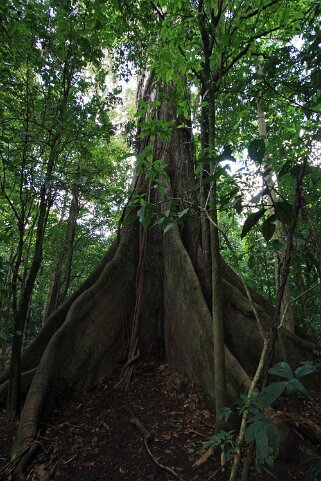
[205,430,236,462]
[244,411,280,467]
[259,362,317,407]
[243,362,316,466]
[244,362,317,467]
[205,361,317,471]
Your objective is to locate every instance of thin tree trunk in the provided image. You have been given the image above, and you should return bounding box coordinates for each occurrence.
[43,190,79,322]
[208,84,227,421]
[59,189,79,303]
[198,2,228,422]
[7,141,58,418]
[6,52,74,417]
[6,188,50,419]
[262,157,307,385]
[256,63,295,333]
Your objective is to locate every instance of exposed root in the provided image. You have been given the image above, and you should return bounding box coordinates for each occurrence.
[125,406,153,442]
[4,195,319,479]
[10,224,138,467]
[0,368,36,403]
[14,439,42,479]
[280,411,321,445]
[193,446,214,467]
[0,242,118,388]
[0,438,42,480]
[144,438,186,481]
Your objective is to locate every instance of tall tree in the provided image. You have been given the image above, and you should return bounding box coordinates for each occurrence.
[0,0,320,476]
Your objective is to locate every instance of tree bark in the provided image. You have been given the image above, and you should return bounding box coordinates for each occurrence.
[1,78,319,476]
[43,189,79,322]
[255,63,295,333]
[198,5,228,423]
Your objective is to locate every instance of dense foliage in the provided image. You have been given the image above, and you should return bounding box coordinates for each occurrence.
[0,0,320,372]
[0,2,320,478]
[0,0,320,418]
[0,0,132,366]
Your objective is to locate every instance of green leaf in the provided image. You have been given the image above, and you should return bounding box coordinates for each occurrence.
[262,215,276,242]
[294,363,317,379]
[177,208,189,218]
[254,421,272,466]
[134,109,146,118]
[245,415,278,467]
[165,70,173,82]
[137,207,145,223]
[266,422,280,459]
[153,216,165,226]
[268,362,293,380]
[248,139,266,163]
[274,201,293,225]
[244,422,256,444]
[164,222,174,234]
[218,407,232,423]
[205,430,235,450]
[241,209,265,238]
[234,198,243,214]
[258,381,287,409]
[286,378,307,396]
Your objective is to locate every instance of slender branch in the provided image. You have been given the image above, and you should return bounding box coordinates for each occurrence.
[214,0,224,26]
[150,1,165,20]
[223,25,283,76]
[279,282,320,328]
[204,188,269,481]
[264,79,320,113]
[204,189,267,342]
[144,438,185,481]
[0,190,22,226]
[240,0,282,21]
[261,156,308,388]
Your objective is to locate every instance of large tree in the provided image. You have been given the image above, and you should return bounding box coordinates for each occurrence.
[0,0,320,477]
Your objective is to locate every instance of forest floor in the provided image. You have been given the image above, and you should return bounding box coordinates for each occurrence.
[0,362,320,481]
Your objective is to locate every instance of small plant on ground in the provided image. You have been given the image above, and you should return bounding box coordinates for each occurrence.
[205,429,236,467]
[204,361,317,474]
[245,361,317,467]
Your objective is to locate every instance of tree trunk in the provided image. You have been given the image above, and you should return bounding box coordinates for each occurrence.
[198,8,228,423]
[256,63,295,333]
[6,183,51,419]
[1,77,319,475]
[42,189,79,322]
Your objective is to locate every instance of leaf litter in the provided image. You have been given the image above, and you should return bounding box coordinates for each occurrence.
[0,362,319,481]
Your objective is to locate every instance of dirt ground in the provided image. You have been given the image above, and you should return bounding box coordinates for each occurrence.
[0,363,319,481]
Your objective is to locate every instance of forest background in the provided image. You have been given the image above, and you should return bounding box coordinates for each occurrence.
[1,0,320,367]
[0,0,321,479]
